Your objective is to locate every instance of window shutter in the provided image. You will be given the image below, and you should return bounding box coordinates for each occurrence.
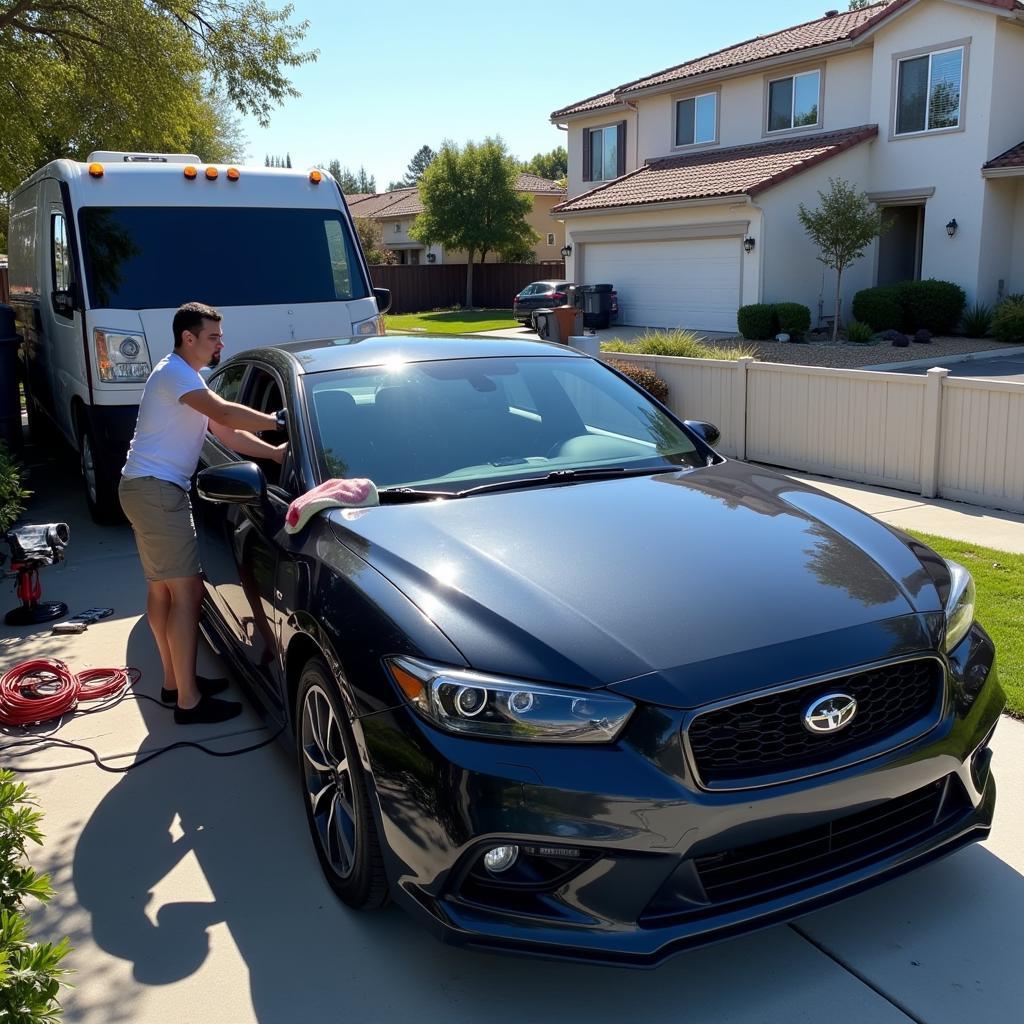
[616,121,626,177]
[583,128,592,182]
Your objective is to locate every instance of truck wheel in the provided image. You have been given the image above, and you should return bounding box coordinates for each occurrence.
[78,420,123,524]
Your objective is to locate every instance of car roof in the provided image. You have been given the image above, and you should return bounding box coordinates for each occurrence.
[230,334,585,375]
[529,280,570,288]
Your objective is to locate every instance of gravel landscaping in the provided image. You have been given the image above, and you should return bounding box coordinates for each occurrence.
[700,333,1009,369]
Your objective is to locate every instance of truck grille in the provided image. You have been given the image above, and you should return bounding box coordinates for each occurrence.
[686,657,943,786]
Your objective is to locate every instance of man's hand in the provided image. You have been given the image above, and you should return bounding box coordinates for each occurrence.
[272,442,288,465]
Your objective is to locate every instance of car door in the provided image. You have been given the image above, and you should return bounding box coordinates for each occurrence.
[194,360,293,712]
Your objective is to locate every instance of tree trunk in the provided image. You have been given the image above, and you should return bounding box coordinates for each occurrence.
[832,267,843,344]
[465,251,475,308]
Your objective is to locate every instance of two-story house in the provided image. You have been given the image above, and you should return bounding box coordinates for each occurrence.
[347,174,567,265]
[551,0,1024,333]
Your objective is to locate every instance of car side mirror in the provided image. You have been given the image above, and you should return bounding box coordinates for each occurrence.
[373,287,392,314]
[197,462,267,505]
[51,286,75,319]
[684,420,721,447]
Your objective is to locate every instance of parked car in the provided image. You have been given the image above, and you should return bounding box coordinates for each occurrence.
[513,280,620,328]
[193,334,1002,967]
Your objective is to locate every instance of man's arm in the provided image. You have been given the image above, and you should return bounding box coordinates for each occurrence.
[181,388,279,432]
[208,421,287,464]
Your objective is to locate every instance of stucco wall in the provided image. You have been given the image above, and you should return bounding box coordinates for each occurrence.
[1010,182,1024,296]
[989,18,1024,161]
[759,141,875,324]
[528,194,566,261]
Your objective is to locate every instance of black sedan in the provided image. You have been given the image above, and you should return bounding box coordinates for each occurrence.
[193,335,1003,966]
[512,280,571,325]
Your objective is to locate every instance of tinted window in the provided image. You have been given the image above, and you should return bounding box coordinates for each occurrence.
[78,206,369,309]
[208,363,246,402]
[51,215,70,294]
[303,356,702,491]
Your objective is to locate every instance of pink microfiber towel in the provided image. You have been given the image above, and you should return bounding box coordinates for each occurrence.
[285,478,379,534]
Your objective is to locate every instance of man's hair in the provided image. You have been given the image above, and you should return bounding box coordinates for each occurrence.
[173,301,222,348]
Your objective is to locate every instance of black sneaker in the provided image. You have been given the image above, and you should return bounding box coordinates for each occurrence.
[161,675,230,704]
[173,696,243,725]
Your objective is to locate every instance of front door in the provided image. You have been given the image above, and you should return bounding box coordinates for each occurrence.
[877,205,923,287]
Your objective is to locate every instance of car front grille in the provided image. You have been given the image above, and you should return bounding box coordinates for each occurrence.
[691,776,966,908]
[686,657,943,787]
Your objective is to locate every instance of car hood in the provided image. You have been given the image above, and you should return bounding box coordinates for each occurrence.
[329,461,947,708]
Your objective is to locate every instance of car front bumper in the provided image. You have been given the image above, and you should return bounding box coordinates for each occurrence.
[359,634,1003,966]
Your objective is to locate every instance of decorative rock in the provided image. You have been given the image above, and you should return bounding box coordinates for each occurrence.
[775,332,790,342]
[914,328,932,344]
[890,333,910,347]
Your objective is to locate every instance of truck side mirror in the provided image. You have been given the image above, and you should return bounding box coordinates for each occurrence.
[51,284,77,320]
[373,287,392,314]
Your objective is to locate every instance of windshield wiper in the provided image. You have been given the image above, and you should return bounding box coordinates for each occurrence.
[377,487,453,504]
[455,465,668,497]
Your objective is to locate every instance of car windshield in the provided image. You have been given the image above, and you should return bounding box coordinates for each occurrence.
[303,355,707,494]
[78,206,368,309]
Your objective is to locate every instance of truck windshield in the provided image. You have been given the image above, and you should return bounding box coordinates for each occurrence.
[78,206,369,309]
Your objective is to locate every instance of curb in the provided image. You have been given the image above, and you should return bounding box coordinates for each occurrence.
[863,345,1024,372]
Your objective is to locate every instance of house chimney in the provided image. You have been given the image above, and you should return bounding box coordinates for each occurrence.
[824,9,839,16]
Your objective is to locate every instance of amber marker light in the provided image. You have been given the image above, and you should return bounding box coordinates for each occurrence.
[205,166,219,180]
[226,167,240,181]
[183,165,198,180]
[309,169,323,185]
[88,163,104,178]
[388,662,425,702]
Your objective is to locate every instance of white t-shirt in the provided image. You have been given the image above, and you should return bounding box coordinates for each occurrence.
[122,353,210,491]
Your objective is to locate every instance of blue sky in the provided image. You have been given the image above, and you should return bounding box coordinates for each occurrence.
[240,1,851,188]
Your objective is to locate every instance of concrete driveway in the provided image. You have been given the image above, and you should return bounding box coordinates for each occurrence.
[2,446,1022,1024]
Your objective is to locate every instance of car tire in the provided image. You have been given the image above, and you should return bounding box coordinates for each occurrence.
[77,417,123,524]
[295,657,388,909]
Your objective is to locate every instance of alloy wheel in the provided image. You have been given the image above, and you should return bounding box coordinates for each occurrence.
[300,683,358,879]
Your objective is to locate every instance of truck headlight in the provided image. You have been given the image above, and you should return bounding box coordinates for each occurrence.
[943,559,976,652]
[353,314,382,337]
[94,330,152,382]
[386,656,634,743]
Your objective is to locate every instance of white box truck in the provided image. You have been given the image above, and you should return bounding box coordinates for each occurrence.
[7,151,389,521]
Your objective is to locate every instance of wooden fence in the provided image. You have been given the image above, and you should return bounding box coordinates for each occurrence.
[370,262,565,314]
[0,266,8,305]
[602,351,1024,515]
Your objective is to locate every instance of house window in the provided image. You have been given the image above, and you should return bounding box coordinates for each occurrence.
[895,47,963,135]
[394,222,401,233]
[584,122,626,182]
[675,92,717,146]
[546,232,555,246]
[767,70,820,132]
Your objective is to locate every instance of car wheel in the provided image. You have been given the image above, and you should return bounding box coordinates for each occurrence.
[296,657,388,909]
[78,418,123,524]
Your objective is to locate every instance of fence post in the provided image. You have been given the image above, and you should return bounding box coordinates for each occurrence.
[733,356,754,460]
[920,366,949,498]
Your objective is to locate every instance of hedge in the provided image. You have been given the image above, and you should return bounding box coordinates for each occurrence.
[737,302,811,341]
[852,280,966,334]
[991,299,1024,344]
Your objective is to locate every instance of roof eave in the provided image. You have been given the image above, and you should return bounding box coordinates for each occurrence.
[550,101,632,124]
[982,165,1024,177]
[556,193,751,217]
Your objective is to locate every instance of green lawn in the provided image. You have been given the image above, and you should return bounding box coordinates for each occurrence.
[909,531,1024,719]
[385,309,519,334]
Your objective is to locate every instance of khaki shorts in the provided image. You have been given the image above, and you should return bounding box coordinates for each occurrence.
[119,476,202,582]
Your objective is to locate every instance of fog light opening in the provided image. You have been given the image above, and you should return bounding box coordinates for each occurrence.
[483,845,519,874]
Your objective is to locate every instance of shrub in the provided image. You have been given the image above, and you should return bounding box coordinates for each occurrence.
[0,770,72,1022]
[773,302,811,339]
[960,301,992,338]
[991,299,1024,344]
[896,279,966,334]
[852,285,902,331]
[737,303,778,340]
[601,329,755,361]
[846,320,875,343]
[604,359,669,404]
[0,443,30,534]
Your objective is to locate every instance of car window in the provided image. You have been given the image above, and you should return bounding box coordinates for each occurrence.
[520,284,538,296]
[207,363,247,403]
[303,356,702,492]
[236,366,289,489]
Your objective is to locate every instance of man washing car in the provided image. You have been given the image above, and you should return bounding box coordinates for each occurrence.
[119,301,288,724]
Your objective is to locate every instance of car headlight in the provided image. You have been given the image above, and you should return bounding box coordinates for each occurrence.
[943,559,976,652]
[94,329,152,382]
[386,656,634,743]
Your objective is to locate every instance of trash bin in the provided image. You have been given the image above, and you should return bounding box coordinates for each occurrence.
[552,304,583,342]
[532,308,559,342]
[580,283,614,329]
[0,305,22,452]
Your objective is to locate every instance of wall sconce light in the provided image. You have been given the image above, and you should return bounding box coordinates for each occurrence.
[560,243,573,259]
[743,236,756,254]
[946,218,958,238]
[426,252,436,263]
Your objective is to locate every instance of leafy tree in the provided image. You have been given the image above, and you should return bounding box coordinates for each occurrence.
[354,166,376,193]
[0,0,315,194]
[395,145,436,188]
[354,218,397,265]
[411,137,537,306]
[848,0,871,9]
[798,177,886,343]
[324,162,376,194]
[521,146,567,182]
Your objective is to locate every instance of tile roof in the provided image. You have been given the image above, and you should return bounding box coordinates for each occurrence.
[554,125,878,213]
[984,140,1024,169]
[342,193,374,206]
[551,0,1020,119]
[351,174,565,219]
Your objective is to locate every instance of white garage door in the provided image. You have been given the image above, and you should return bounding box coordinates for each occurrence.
[582,237,742,332]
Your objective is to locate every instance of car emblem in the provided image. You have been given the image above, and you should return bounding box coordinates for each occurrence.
[803,693,858,734]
